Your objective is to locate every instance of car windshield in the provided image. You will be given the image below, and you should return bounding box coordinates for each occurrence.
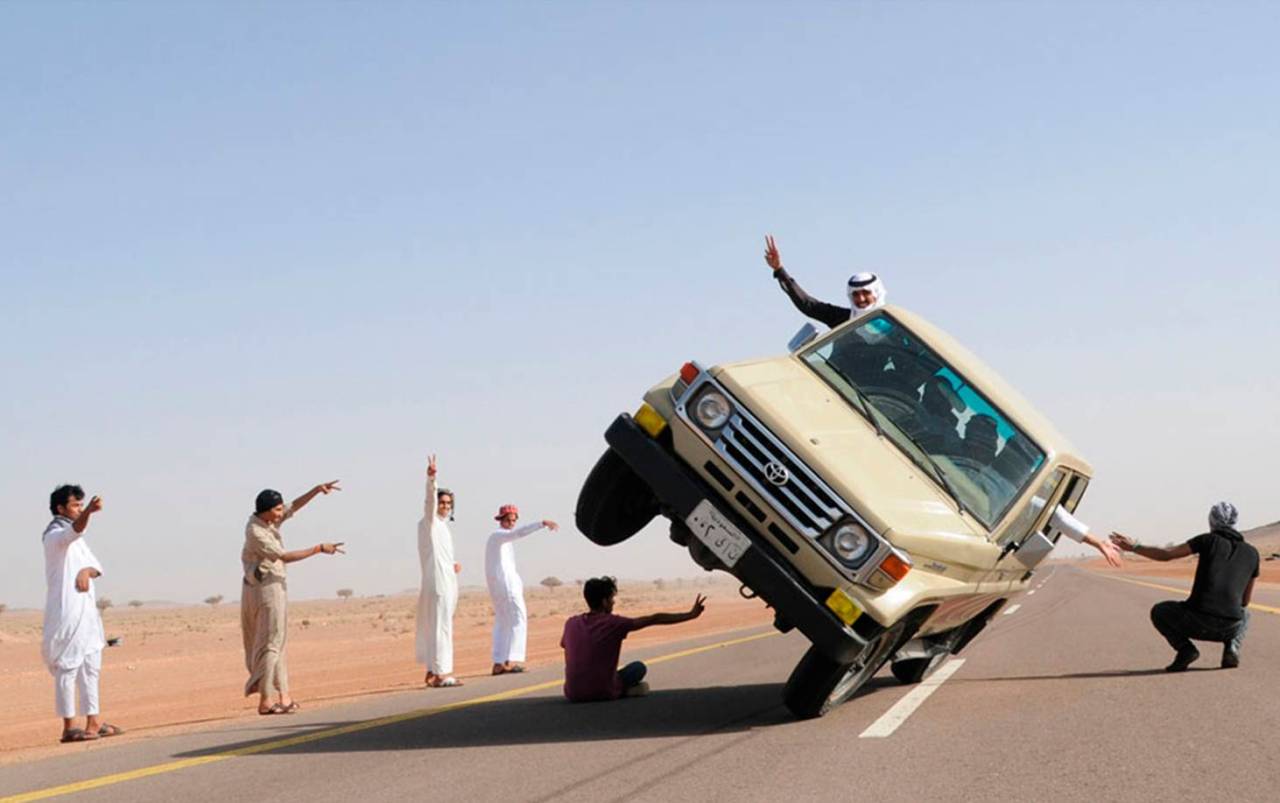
[800,313,1046,529]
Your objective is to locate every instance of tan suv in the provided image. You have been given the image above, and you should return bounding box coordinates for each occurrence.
[575,305,1093,718]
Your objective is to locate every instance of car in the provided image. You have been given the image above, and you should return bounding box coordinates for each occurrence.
[575,305,1093,718]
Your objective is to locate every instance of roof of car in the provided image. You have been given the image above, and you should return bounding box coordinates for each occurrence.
[856,305,1093,477]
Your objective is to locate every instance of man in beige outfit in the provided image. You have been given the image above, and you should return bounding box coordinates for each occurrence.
[241,481,344,715]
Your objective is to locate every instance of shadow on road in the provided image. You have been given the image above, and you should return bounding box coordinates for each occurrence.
[959,666,1220,683]
[173,683,800,758]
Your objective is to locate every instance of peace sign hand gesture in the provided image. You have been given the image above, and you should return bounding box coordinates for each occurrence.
[764,234,784,272]
[428,454,438,478]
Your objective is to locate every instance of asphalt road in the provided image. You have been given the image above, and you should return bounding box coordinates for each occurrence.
[4,566,1279,803]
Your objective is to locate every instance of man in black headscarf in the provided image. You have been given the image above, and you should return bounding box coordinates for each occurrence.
[241,481,345,714]
[1111,502,1259,672]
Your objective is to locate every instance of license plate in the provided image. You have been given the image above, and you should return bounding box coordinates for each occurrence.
[686,500,751,568]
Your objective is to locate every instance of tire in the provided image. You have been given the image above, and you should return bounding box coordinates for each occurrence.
[782,620,906,719]
[890,651,949,685]
[575,448,659,546]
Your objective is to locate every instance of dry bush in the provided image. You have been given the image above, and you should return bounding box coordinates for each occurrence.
[540,577,563,592]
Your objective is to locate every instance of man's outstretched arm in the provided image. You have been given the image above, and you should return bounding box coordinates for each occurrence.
[1110,532,1193,562]
[631,594,706,630]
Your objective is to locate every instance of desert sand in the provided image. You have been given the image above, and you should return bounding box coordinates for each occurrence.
[0,578,770,760]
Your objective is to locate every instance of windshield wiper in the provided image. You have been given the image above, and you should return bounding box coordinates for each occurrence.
[824,364,886,439]
[815,359,968,517]
[911,447,969,519]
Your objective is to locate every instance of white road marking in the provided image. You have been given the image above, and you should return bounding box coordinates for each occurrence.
[859,659,966,739]
[1003,604,1022,615]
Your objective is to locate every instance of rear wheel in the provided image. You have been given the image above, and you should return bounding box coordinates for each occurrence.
[890,651,950,685]
[575,449,659,546]
[783,620,907,719]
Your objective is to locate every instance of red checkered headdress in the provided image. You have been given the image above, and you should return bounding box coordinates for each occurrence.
[495,504,519,521]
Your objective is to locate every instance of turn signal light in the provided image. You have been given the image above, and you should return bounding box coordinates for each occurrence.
[879,552,911,582]
[679,362,700,385]
[865,551,912,592]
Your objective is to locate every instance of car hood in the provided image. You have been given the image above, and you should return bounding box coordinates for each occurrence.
[712,357,991,555]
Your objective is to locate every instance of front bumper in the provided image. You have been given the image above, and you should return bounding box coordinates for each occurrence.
[604,413,882,663]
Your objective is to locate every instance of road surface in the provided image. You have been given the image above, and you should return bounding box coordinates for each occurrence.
[4,567,1279,802]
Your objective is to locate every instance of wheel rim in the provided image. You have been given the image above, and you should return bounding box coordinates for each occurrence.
[826,624,902,707]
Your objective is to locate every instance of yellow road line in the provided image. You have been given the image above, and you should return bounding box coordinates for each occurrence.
[2,629,778,803]
[1094,573,1280,615]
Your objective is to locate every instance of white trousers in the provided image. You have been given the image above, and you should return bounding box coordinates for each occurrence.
[416,584,458,675]
[490,593,527,664]
[54,649,102,719]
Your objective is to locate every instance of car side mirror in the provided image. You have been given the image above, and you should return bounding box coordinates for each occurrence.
[788,322,818,352]
[1010,530,1055,570]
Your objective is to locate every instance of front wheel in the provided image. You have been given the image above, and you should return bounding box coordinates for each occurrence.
[575,448,659,546]
[782,620,906,719]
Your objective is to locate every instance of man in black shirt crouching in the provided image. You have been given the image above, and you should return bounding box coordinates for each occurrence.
[1111,502,1259,672]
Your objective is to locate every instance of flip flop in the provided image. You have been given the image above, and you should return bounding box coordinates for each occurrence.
[281,702,301,714]
[506,665,526,674]
[97,724,125,737]
[258,704,288,716]
[435,676,462,687]
[60,728,99,743]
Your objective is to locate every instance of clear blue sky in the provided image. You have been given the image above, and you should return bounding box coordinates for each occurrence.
[3,2,1278,608]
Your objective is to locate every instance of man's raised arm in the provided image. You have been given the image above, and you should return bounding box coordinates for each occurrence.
[764,234,850,330]
[290,480,342,516]
[71,495,104,535]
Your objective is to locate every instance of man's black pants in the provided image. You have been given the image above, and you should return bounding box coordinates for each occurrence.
[1150,600,1249,654]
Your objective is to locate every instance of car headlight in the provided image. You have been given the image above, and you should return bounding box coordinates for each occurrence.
[826,522,874,566]
[693,390,732,429]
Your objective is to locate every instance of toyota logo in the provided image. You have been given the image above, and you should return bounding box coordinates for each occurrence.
[764,461,791,486]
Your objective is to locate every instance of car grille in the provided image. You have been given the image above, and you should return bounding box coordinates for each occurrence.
[714,412,845,538]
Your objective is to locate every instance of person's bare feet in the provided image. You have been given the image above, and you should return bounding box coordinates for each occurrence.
[491,663,507,675]
[425,671,438,686]
[504,662,526,674]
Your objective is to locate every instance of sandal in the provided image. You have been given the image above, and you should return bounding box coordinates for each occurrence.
[258,704,288,716]
[97,724,125,738]
[281,702,301,714]
[60,728,99,743]
[429,676,462,687]
[505,664,526,674]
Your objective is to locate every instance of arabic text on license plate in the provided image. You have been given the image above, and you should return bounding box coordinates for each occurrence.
[686,500,751,568]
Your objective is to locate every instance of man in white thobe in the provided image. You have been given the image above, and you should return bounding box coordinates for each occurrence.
[42,485,122,743]
[416,455,462,686]
[486,504,559,674]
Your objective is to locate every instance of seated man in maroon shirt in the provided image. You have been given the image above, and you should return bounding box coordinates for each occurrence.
[561,577,706,702]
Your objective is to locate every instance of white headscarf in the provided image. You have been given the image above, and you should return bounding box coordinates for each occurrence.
[847,272,886,320]
[1209,501,1239,531]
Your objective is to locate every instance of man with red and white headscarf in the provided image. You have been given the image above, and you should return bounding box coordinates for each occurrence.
[485,504,558,675]
[763,234,886,329]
